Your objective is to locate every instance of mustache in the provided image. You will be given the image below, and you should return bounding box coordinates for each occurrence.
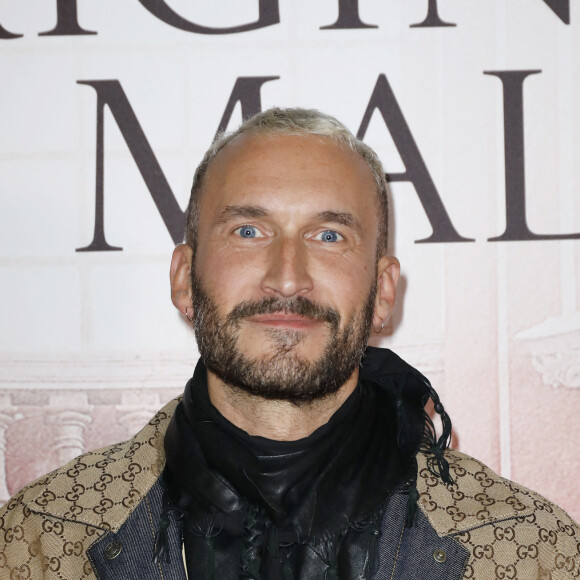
[228,296,340,326]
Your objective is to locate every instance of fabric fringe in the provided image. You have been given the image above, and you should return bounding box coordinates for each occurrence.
[422,380,454,486]
[352,509,382,579]
[404,484,420,528]
[392,370,454,528]
[240,504,266,579]
[315,531,345,580]
[153,509,172,564]
[154,495,186,565]
[185,511,221,579]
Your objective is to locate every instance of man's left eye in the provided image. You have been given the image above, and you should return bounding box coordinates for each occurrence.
[234,225,264,239]
[316,230,343,243]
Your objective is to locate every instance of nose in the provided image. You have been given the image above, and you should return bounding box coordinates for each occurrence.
[260,237,314,298]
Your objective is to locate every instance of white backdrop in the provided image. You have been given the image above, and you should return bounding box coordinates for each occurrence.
[1,0,579,521]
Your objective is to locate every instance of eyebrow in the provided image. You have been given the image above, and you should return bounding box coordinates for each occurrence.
[215,205,363,234]
[315,210,363,234]
[215,205,269,225]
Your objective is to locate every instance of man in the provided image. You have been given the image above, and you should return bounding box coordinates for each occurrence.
[0,108,578,579]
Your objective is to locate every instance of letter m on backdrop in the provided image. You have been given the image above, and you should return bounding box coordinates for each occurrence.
[76,77,278,252]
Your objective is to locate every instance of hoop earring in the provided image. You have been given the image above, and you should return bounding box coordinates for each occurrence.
[185,307,193,323]
[374,318,385,334]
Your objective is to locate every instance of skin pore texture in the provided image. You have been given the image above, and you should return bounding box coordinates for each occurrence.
[170,133,400,441]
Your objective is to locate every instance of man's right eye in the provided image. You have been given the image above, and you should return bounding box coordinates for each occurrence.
[234,225,262,239]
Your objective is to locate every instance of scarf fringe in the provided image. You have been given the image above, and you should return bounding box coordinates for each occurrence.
[352,509,382,579]
[240,504,267,579]
[316,533,343,580]
[153,509,172,564]
[422,380,454,487]
[153,501,188,565]
[393,371,454,528]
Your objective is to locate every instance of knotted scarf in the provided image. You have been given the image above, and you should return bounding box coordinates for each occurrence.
[157,347,452,579]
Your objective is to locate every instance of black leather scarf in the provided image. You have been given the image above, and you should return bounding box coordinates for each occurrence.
[157,347,452,579]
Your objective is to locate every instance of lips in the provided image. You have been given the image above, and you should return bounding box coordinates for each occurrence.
[248,313,320,329]
[227,296,340,327]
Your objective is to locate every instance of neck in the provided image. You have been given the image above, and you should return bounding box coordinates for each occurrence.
[206,369,359,441]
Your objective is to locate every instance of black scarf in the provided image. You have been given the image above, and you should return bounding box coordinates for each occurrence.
[157,347,452,579]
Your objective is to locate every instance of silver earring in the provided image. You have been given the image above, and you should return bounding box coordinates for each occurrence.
[374,318,385,333]
[185,307,193,322]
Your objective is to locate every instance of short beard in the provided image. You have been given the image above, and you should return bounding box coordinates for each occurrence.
[191,271,376,404]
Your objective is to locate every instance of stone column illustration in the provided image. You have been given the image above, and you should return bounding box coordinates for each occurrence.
[45,392,92,467]
[0,394,18,502]
[516,313,580,389]
[116,392,162,438]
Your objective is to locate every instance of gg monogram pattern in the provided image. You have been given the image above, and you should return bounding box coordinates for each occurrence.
[0,398,179,580]
[0,399,578,579]
[417,450,580,579]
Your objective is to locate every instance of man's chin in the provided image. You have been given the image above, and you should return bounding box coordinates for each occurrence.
[217,360,335,403]
[204,324,364,403]
[241,331,327,363]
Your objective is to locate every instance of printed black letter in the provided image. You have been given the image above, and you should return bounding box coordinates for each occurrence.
[0,22,22,39]
[137,0,279,34]
[410,0,456,28]
[485,70,580,241]
[321,0,378,30]
[216,76,279,133]
[76,81,184,252]
[76,77,279,252]
[541,0,569,24]
[358,74,471,243]
[39,0,97,36]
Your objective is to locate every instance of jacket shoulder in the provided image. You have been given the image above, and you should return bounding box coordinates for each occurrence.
[1,397,179,531]
[0,398,179,579]
[418,449,580,578]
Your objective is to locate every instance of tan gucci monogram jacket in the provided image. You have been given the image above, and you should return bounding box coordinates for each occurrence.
[0,397,579,579]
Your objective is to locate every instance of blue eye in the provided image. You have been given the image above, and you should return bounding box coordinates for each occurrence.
[236,225,259,238]
[318,230,343,243]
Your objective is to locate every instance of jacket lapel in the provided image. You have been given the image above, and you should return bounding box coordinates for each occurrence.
[372,493,468,580]
[87,478,186,580]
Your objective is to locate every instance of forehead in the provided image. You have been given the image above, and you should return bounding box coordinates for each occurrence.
[200,133,378,216]
[202,135,376,206]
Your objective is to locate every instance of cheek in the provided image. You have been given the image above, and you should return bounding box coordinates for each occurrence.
[195,247,264,307]
[316,258,375,310]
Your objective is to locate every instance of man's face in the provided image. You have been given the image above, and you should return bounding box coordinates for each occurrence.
[192,133,384,402]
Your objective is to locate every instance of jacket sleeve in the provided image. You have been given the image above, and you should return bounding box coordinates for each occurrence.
[453,485,580,579]
[533,497,580,579]
[419,450,580,579]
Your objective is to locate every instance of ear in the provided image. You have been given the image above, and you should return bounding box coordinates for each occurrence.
[373,255,400,330]
[170,244,194,317]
